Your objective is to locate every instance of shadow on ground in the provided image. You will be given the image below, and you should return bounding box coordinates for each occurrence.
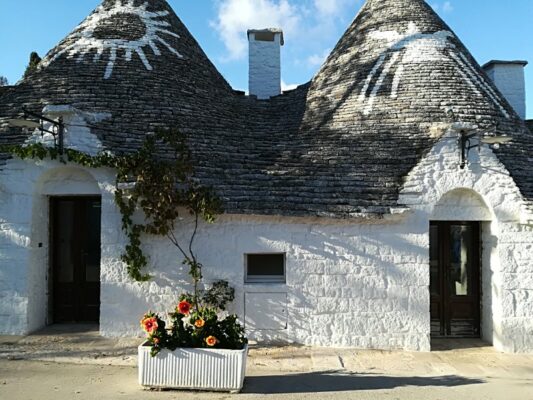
[28,324,100,335]
[0,325,139,362]
[431,339,490,351]
[242,371,485,394]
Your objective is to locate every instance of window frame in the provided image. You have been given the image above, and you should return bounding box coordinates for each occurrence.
[244,252,286,284]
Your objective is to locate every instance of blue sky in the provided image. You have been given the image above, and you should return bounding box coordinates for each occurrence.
[0,0,531,117]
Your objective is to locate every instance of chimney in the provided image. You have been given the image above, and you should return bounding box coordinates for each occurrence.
[248,28,284,99]
[482,60,528,119]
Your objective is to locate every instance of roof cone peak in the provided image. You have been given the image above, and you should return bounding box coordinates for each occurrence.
[40,0,183,79]
[368,21,453,49]
[312,0,513,120]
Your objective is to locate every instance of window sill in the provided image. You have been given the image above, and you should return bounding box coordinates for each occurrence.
[243,282,288,292]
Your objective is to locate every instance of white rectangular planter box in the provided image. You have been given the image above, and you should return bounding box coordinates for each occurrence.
[138,343,248,392]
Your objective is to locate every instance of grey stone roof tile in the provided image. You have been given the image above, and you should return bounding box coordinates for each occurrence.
[0,0,531,217]
[526,120,533,133]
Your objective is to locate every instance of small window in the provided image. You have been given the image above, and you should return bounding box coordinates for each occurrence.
[245,253,286,283]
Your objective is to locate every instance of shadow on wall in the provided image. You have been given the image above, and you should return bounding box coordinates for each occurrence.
[106,211,430,342]
[293,228,430,334]
[242,372,484,394]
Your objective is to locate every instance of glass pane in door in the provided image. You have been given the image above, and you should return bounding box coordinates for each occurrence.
[449,225,473,296]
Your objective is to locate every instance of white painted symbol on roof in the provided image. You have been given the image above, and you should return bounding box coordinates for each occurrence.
[360,22,509,118]
[40,0,184,79]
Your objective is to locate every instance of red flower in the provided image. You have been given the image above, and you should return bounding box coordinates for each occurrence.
[141,317,158,335]
[177,300,191,315]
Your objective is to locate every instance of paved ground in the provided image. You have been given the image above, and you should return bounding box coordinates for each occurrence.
[1,325,532,399]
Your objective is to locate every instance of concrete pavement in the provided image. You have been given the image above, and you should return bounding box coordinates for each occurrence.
[1,325,532,399]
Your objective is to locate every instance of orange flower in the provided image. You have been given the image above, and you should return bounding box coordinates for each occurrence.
[140,317,158,334]
[153,337,160,345]
[177,300,191,315]
[194,319,205,328]
[205,336,218,347]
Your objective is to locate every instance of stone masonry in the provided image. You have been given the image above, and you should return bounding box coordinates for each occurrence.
[0,0,531,354]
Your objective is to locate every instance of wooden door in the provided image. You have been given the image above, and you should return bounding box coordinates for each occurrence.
[51,197,101,323]
[430,221,481,338]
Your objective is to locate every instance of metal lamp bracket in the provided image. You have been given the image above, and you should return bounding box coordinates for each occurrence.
[22,107,65,154]
[460,130,479,169]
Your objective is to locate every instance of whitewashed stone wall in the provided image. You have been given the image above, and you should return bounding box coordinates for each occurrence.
[498,222,533,352]
[0,124,531,353]
[0,158,115,335]
[399,125,533,353]
[101,212,430,351]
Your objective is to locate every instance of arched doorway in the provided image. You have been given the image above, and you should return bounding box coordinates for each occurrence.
[30,167,102,328]
[430,189,493,338]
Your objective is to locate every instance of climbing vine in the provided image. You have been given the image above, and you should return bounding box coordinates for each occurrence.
[1,129,222,284]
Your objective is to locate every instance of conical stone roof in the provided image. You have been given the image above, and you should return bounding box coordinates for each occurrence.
[0,0,237,147]
[309,0,515,120]
[270,0,532,214]
[0,0,531,217]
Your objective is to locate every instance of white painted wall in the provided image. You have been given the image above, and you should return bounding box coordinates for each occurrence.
[0,158,113,334]
[0,123,531,353]
[399,124,532,353]
[0,161,38,334]
[481,221,496,346]
[25,105,107,156]
[100,212,431,351]
[498,222,533,352]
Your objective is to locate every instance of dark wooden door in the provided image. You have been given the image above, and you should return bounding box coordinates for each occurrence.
[430,221,481,338]
[51,197,101,323]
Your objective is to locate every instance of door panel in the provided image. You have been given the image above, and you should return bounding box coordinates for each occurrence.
[81,199,101,322]
[51,197,101,323]
[429,224,442,336]
[430,221,480,338]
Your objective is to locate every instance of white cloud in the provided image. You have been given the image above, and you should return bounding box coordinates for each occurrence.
[313,0,353,17]
[443,1,454,13]
[211,0,360,62]
[431,1,454,14]
[306,48,332,68]
[211,0,300,61]
[281,80,298,91]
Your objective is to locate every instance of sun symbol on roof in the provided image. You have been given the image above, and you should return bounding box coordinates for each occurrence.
[41,0,184,79]
[359,22,509,118]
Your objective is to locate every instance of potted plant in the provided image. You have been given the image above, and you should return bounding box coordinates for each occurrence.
[138,281,248,392]
[98,130,247,391]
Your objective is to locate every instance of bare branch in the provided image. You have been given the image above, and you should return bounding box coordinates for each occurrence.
[189,213,199,264]
[167,231,190,261]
